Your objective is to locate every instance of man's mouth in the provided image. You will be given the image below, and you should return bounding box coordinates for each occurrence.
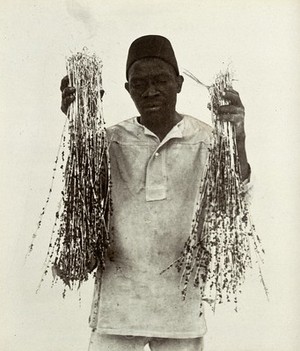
[145,105,161,111]
[143,102,163,110]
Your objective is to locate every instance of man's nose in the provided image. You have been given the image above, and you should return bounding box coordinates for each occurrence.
[142,83,159,97]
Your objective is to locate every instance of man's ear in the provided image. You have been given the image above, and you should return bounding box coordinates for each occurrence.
[125,82,130,93]
[176,75,184,93]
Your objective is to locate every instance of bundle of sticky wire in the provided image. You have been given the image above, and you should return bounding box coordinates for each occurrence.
[167,69,266,312]
[29,50,112,292]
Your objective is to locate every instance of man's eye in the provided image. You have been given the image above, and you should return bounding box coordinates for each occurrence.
[155,79,168,85]
[131,81,144,89]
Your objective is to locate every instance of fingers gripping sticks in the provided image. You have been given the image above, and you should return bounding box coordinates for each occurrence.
[30,50,112,294]
[164,69,267,313]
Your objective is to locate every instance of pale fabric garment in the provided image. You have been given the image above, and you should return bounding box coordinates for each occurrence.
[89,115,212,338]
[88,329,204,351]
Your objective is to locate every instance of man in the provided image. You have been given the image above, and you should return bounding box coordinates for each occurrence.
[61,35,250,351]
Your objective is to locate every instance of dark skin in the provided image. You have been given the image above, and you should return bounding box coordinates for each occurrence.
[60,76,76,115]
[60,57,249,180]
[124,58,184,141]
[60,76,104,115]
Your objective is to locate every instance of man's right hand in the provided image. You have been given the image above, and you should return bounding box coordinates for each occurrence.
[60,75,76,115]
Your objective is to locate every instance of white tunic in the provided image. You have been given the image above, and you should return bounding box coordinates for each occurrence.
[89,115,212,338]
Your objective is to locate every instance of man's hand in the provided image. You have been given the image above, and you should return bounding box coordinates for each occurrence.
[208,88,250,181]
[217,88,245,141]
[60,76,105,115]
[60,75,76,115]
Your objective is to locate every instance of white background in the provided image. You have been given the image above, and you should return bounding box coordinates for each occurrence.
[1,1,299,350]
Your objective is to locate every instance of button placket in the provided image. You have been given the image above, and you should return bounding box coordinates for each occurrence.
[145,146,167,201]
[144,118,184,201]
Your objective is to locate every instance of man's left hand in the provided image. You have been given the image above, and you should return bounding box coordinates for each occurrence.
[217,88,246,141]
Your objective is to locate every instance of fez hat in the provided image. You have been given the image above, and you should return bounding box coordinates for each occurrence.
[126,35,179,79]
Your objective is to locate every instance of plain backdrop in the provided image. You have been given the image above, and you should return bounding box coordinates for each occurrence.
[1,1,299,350]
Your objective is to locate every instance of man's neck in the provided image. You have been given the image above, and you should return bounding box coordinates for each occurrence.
[139,111,182,141]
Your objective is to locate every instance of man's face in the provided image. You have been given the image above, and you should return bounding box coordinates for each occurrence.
[125,58,183,119]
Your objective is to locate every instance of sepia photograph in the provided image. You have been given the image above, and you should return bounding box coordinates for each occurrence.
[1,1,299,350]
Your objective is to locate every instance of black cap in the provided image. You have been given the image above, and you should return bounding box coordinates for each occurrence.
[126,35,179,79]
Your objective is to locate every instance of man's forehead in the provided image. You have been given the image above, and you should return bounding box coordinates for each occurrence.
[128,58,176,78]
